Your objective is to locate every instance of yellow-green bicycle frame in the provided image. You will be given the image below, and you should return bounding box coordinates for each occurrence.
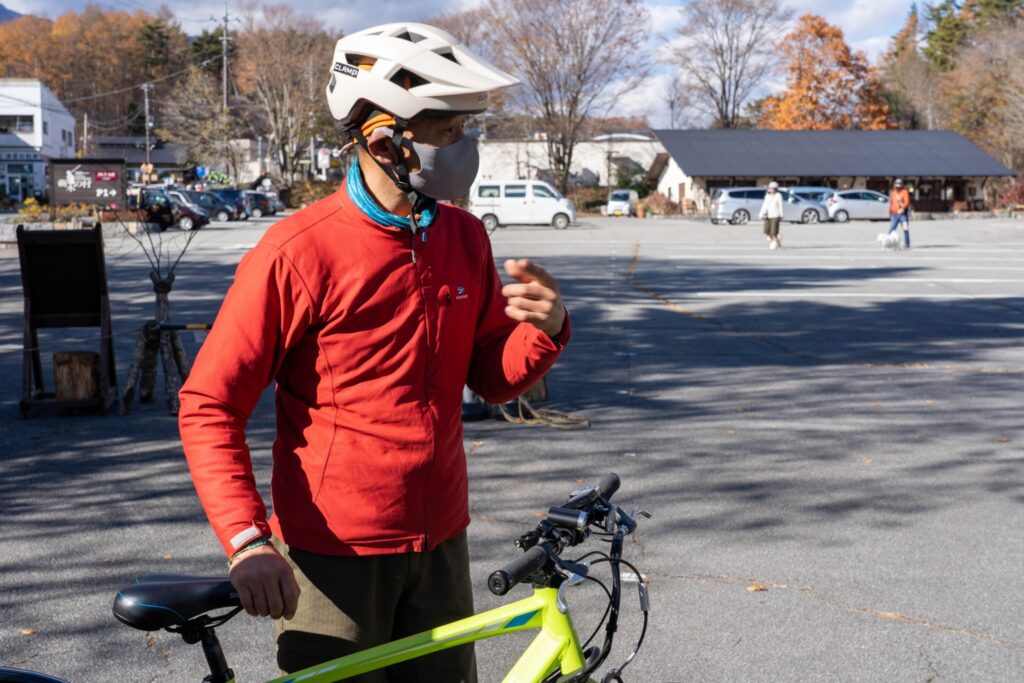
[265,585,593,683]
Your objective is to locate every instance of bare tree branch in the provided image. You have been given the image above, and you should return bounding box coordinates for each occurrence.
[672,0,792,128]
[485,0,651,192]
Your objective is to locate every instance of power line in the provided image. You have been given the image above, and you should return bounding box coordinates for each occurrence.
[0,92,75,117]
[60,55,221,103]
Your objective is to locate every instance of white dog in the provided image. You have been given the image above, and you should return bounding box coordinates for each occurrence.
[877,232,901,250]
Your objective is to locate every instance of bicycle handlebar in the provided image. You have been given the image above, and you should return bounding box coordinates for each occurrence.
[488,473,625,596]
[598,473,620,500]
[488,543,551,596]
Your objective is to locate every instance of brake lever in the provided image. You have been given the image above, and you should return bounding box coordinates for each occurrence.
[631,505,653,520]
[556,565,588,614]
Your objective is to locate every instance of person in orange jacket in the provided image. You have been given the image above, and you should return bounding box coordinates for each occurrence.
[888,178,912,248]
[178,22,569,682]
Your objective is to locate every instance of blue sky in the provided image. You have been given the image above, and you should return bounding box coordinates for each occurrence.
[4,0,912,57]
[4,0,915,125]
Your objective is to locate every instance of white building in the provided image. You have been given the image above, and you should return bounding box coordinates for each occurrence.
[476,134,665,188]
[0,79,76,202]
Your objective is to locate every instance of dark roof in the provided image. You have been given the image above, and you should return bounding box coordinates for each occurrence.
[91,136,188,166]
[652,130,1014,177]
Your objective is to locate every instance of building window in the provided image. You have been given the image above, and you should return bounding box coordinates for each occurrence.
[0,115,34,133]
[43,121,49,135]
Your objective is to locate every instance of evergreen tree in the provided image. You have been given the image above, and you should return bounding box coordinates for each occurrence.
[139,19,172,75]
[924,0,1023,70]
[924,1,969,70]
[192,26,233,75]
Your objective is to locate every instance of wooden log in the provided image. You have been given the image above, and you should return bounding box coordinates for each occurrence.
[53,351,101,401]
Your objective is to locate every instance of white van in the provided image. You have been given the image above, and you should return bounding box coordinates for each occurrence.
[469,180,576,230]
[606,189,638,216]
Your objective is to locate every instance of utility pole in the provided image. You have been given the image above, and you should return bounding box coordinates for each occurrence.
[142,82,153,168]
[220,2,230,112]
[83,113,89,156]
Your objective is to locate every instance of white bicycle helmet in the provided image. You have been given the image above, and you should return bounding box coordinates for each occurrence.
[326,22,519,129]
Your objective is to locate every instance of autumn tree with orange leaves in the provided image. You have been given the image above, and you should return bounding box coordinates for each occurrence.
[759,15,890,130]
[0,8,189,138]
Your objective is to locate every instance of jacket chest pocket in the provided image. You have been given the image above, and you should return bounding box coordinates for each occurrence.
[436,284,475,360]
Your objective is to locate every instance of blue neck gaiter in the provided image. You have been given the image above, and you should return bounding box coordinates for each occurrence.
[346,156,436,231]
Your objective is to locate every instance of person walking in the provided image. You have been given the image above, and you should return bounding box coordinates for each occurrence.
[178,22,570,682]
[888,178,912,248]
[759,181,784,249]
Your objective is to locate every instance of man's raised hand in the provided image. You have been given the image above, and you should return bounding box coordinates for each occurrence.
[502,258,566,339]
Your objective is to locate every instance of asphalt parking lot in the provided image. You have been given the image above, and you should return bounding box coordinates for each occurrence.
[1,212,1022,681]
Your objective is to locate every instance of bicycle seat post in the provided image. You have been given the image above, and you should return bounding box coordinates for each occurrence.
[180,622,234,683]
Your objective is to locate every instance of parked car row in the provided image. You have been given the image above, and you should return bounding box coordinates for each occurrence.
[126,186,283,231]
[710,186,894,225]
[212,189,281,219]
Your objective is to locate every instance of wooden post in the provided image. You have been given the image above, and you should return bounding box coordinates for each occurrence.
[53,351,101,400]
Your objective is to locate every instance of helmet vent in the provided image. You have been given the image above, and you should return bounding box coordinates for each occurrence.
[395,31,427,43]
[435,50,460,65]
[346,54,377,69]
[390,68,429,90]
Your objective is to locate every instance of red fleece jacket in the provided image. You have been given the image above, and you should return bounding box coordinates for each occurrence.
[178,188,568,557]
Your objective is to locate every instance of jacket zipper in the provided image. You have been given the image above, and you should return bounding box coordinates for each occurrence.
[409,227,433,548]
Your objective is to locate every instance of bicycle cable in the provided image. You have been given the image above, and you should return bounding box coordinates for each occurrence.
[587,556,649,682]
[580,576,611,649]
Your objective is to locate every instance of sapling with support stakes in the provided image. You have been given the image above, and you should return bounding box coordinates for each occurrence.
[115,210,204,415]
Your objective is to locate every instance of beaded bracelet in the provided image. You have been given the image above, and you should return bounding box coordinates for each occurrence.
[227,537,272,567]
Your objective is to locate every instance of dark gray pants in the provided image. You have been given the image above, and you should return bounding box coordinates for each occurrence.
[273,533,477,683]
[763,217,781,237]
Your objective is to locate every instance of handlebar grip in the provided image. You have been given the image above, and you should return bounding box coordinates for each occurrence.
[488,544,549,596]
[598,473,620,501]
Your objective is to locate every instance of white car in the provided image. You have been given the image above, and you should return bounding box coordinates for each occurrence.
[606,188,638,216]
[827,189,891,222]
[469,180,576,230]
[709,187,826,225]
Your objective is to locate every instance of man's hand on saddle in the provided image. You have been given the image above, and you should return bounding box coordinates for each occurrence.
[229,545,301,620]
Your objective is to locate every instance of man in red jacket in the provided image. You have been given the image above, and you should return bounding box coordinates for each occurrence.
[178,23,569,682]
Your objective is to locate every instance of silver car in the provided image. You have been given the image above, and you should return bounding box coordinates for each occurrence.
[710,187,826,225]
[826,189,890,222]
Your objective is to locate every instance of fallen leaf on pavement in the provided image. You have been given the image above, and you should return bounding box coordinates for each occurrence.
[163,553,173,560]
[102,557,117,564]
[863,458,873,465]
[995,436,1011,443]
[747,584,768,592]
[21,628,36,636]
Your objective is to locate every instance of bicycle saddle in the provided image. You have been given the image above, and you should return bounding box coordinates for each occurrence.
[113,574,239,631]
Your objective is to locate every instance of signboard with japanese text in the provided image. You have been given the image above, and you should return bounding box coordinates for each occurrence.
[49,159,127,207]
